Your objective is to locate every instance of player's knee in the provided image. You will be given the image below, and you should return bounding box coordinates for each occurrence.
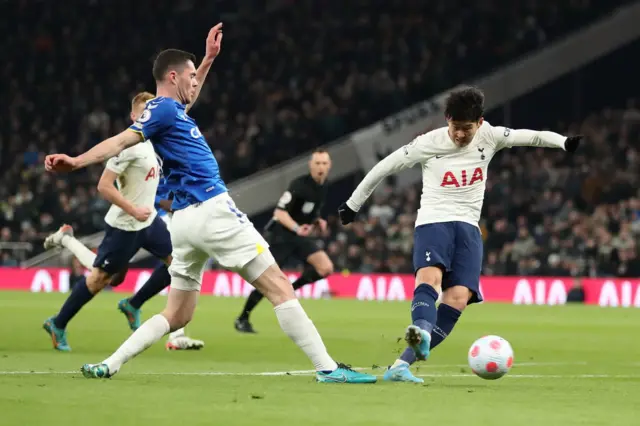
[86,268,112,294]
[442,286,473,311]
[315,261,333,277]
[415,266,444,288]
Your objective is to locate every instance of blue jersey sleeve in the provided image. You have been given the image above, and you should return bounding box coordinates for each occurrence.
[128,98,176,141]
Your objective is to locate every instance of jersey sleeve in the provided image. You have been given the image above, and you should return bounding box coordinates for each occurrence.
[105,148,134,175]
[276,179,305,210]
[493,126,566,151]
[128,101,176,141]
[346,133,437,212]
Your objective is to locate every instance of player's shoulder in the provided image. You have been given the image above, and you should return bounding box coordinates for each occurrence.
[144,96,179,118]
[475,121,505,145]
[413,126,450,146]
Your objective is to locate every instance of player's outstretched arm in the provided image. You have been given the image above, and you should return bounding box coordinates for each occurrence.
[495,127,583,152]
[45,130,143,173]
[339,135,434,224]
[97,165,150,222]
[186,23,223,113]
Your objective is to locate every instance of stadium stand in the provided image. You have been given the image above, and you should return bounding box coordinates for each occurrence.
[0,0,637,277]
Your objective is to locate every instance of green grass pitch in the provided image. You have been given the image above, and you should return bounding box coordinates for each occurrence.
[0,291,638,426]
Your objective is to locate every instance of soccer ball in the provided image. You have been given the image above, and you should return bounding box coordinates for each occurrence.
[467,335,514,380]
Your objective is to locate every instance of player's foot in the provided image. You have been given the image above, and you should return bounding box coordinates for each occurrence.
[383,363,424,383]
[316,363,377,384]
[234,317,257,334]
[81,363,112,379]
[117,298,141,331]
[405,325,431,361]
[43,224,73,250]
[43,316,71,351]
[165,336,205,350]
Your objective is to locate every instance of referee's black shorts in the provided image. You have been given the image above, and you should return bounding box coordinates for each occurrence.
[265,224,320,265]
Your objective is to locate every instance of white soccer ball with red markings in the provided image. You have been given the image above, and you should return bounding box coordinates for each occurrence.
[467,335,514,380]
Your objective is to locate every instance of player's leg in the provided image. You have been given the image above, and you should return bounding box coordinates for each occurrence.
[215,194,375,383]
[430,222,483,349]
[85,286,200,378]
[118,216,173,331]
[235,236,292,333]
[81,220,208,378]
[384,223,453,383]
[292,247,333,291]
[44,224,96,269]
[240,256,375,383]
[43,226,135,351]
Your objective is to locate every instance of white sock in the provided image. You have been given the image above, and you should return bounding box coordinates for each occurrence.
[168,327,186,340]
[391,359,409,369]
[61,235,96,269]
[103,314,170,373]
[274,299,338,372]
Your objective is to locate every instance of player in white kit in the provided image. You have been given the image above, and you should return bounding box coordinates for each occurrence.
[45,24,376,383]
[339,87,582,382]
[44,92,202,351]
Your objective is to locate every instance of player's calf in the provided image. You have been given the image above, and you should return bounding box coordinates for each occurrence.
[429,285,469,349]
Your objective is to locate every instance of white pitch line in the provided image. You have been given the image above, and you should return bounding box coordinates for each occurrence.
[0,362,585,377]
[1,371,639,379]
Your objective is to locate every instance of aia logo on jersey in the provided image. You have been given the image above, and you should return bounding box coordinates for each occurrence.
[145,165,160,181]
[440,168,484,188]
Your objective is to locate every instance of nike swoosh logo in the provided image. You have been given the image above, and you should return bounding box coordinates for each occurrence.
[322,373,348,383]
[435,155,444,159]
[147,103,160,110]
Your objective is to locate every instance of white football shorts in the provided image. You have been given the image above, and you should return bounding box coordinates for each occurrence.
[168,192,269,291]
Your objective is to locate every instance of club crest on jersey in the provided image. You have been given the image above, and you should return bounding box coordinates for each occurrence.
[441,168,484,188]
[478,147,485,160]
[190,127,203,139]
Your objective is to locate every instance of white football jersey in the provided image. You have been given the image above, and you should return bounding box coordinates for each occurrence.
[104,140,160,231]
[347,121,567,228]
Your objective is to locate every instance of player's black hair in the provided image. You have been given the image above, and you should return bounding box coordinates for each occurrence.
[152,49,197,81]
[444,86,485,122]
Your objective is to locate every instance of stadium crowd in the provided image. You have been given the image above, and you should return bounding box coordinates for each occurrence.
[0,0,636,278]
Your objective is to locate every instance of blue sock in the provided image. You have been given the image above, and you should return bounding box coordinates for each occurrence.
[411,283,439,334]
[430,303,462,349]
[399,347,417,365]
[129,265,171,309]
[54,277,94,329]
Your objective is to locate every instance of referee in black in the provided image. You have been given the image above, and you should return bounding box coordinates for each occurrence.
[235,149,334,333]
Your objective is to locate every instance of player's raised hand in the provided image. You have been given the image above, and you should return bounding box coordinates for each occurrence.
[44,154,78,173]
[131,206,152,222]
[564,135,583,153]
[338,202,356,225]
[205,23,223,59]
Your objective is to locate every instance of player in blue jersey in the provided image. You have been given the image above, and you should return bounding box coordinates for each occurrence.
[45,24,375,384]
[117,175,205,350]
[42,92,203,351]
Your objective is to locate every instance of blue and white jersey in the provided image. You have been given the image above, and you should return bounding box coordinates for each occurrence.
[129,97,227,210]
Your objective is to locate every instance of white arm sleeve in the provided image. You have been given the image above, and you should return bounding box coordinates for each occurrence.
[494,127,567,150]
[346,134,435,212]
[105,148,133,175]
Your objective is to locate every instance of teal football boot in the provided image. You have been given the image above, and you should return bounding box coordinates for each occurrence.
[118,298,141,331]
[43,316,71,352]
[316,363,377,384]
